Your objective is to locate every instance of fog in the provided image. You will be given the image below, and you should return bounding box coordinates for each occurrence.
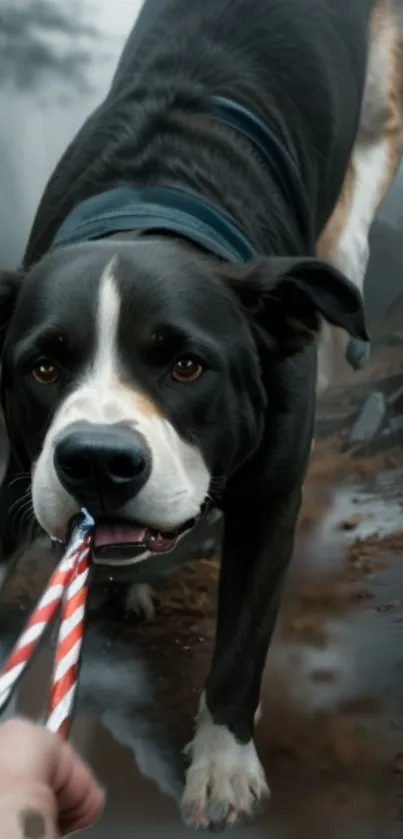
[0,0,143,268]
[0,0,402,288]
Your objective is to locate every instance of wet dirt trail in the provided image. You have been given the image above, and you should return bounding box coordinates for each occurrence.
[0,439,403,837]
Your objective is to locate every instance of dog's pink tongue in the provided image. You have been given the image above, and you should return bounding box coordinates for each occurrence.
[94,523,147,548]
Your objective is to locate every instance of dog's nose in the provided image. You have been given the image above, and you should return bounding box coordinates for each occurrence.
[53,423,150,513]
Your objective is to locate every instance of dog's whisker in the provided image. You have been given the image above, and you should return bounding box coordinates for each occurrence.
[8,490,33,528]
[19,505,35,535]
[7,472,31,491]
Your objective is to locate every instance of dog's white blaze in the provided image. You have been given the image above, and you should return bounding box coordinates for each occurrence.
[182,693,269,828]
[93,257,120,384]
[32,257,210,543]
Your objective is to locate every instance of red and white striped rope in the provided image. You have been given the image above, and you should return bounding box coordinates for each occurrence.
[0,510,94,737]
[46,540,91,738]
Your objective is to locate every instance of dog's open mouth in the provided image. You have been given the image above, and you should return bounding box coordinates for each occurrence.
[92,516,197,564]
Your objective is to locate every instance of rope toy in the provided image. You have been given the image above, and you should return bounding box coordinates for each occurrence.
[0,509,94,739]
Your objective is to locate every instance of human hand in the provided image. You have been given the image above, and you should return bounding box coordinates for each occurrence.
[0,718,105,837]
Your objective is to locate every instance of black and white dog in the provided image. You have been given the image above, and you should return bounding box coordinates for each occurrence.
[0,0,402,829]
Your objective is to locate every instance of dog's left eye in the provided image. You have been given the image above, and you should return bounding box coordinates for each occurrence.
[172,357,204,383]
[31,359,60,385]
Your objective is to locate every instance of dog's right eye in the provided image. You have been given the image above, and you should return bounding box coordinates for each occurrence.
[172,357,204,383]
[31,359,60,385]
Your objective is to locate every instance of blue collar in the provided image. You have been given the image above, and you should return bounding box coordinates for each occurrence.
[52,184,256,261]
[51,96,310,260]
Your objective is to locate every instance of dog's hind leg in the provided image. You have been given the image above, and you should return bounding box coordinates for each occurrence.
[317,0,403,373]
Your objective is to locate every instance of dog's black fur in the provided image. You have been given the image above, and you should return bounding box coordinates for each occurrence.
[24,0,373,267]
[0,0,371,824]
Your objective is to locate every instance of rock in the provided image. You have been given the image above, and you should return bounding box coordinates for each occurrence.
[386,381,403,409]
[348,391,387,446]
[339,514,367,531]
[388,414,403,434]
[345,337,371,370]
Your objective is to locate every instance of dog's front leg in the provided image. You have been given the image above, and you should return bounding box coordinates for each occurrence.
[182,485,302,831]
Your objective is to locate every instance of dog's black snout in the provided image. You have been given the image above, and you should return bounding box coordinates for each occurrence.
[54,423,150,513]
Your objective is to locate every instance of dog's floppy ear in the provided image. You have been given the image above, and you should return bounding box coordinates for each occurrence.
[223,256,368,356]
[0,270,23,354]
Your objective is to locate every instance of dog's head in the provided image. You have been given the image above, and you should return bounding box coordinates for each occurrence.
[0,238,366,563]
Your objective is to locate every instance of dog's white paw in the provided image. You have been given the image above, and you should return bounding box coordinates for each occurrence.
[125,583,156,621]
[181,704,270,830]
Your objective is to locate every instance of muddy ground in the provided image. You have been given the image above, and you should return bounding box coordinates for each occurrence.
[0,344,403,837]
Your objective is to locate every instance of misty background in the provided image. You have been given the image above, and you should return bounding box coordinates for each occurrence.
[0,0,402,327]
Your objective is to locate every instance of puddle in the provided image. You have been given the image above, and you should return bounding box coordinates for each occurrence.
[307,470,403,572]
